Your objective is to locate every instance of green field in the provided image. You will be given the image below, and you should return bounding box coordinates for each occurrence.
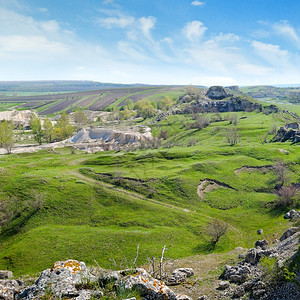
[0,109,299,276]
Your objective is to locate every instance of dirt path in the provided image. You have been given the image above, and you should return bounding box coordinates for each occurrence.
[197,179,236,199]
[68,170,193,214]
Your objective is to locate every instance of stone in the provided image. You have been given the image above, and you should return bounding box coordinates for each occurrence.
[245,248,260,265]
[279,227,297,242]
[218,281,230,290]
[197,296,208,300]
[223,264,251,283]
[0,280,24,300]
[257,229,263,235]
[233,286,245,298]
[0,271,13,280]
[206,86,229,100]
[273,123,300,143]
[167,268,194,285]
[176,295,192,300]
[255,240,268,250]
[16,260,96,299]
[122,268,177,300]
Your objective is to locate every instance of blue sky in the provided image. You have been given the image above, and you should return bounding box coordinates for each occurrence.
[1,0,300,85]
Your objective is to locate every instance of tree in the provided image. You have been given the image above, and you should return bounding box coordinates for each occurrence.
[158,96,175,111]
[73,110,87,129]
[43,118,53,143]
[0,121,14,154]
[227,113,239,125]
[225,127,240,145]
[134,100,156,119]
[30,115,43,145]
[53,112,74,141]
[206,219,228,248]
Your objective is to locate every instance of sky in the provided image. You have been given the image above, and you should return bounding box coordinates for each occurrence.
[1,0,300,86]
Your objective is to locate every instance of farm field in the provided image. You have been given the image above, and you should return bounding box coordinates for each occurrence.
[0,86,185,115]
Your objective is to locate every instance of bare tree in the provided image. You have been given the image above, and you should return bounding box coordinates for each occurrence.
[275,185,297,207]
[206,219,228,248]
[225,127,240,145]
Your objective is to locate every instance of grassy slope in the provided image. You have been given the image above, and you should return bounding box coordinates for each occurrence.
[0,111,299,276]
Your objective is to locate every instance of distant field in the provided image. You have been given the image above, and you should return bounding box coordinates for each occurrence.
[0,86,185,115]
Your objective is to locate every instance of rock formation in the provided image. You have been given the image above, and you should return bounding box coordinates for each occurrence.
[185,96,262,114]
[273,122,300,143]
[0,110,37,128]
[13,260,192,300]
[218,227,300,299]
[206,86,229,100]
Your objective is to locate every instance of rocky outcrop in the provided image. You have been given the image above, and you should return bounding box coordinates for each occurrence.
[16,260,98,299]
[284,210,300,220]
[273,122,300,143]
[166,268,194,286]
[14,261,191,300]
[218,228,300,299]
[69,127,152,145]
[206,86,229,100]
[185,96,262,114]
[0,110,37,128]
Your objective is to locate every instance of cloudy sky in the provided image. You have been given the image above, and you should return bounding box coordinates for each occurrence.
[1,0,300,86]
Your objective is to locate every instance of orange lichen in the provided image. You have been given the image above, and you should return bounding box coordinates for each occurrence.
[52,260,82,274]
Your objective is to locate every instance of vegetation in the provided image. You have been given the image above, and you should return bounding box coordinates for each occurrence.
[30,115,44,145]
[52,112,74,141]
[0,121,14,153]
[0,84,299,293]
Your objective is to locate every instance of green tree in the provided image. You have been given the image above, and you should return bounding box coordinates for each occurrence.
[125,99,134,109]
[30,115,43,145]
[73,110,87,129]
[0,121,14,154]
[53,112,74,141]
[43,118,53,143]
[158,96,175,111]
[134,100,156,119]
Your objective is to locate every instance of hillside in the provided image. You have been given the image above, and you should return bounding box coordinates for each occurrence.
[0,86,299,300]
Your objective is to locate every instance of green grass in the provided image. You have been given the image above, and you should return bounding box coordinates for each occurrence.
[0,110,299,276]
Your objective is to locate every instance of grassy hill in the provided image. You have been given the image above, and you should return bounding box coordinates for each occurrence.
[0,108,299,276]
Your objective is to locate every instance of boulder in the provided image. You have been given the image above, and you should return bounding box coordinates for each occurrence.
[218,281,230,290]
[0,271,13,280]
[255,240,268,250]
[206,86,228,100]
[257,229,263,235]
[273,123,300,143]
[166,268,194,285]
[223,264,251,283]
[16,260,96,299]
[121,268,177,300]
[0,280,24,300]
[279,227,297,242]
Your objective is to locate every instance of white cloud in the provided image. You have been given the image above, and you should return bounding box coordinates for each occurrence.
[183,21,207,42]
[252,40,289,66]
[191,1,205,6]
[272,20,300,47]
[0,35,68,54]
[214,33,240,42]
[40,20,60,32]
[138,16,156,39]
[96,16,134,28]
[38,7,48,13]
[235,63,273,76]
